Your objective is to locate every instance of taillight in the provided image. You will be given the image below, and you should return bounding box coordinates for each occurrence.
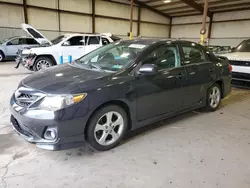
[229,65,232,73]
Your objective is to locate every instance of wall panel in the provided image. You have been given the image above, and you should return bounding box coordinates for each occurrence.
[171,24,208,39]
[60,13,92,33]
[96,18,137,36]
[140,23,169,38]
[141,8,170,24]
[0,0,22,3]
[27,0,57,8]
[59,0,91,13]
[96,0,138,19]
[0,4,24,27]
[27,8,59,30]
[173,15,209,24]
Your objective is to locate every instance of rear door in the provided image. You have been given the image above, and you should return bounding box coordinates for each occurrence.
[85,36,102,54]
[180,43,216,108]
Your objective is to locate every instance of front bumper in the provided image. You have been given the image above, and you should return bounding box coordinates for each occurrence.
[10,95,90,150]
[232,72,250,82]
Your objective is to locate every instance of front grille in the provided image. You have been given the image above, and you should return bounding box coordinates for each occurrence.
[229,60,250,67]
[14,87,44,108]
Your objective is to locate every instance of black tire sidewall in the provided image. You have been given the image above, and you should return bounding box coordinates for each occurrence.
[86,105,128,151]
[0,51,4,62]
[206,83,221,111]
[33,57,53,71]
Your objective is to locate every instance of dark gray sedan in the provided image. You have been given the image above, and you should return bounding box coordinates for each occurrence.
[10,39,232,151]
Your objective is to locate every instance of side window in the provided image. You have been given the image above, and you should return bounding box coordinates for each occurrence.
[19,38,28,45]
[67,36,84,46]
[142,44,180,70]
[88,36,100,45]
[7,38,20,45]
[101,37,110,45]
[181,44,206,64]
[26,38,39,45]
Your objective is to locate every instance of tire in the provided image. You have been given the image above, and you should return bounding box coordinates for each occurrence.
[86,105,128,151]
[33,56,53,71]
[0,51,5,62]
[205,83,222,111]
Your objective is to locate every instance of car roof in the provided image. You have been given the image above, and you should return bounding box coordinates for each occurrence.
[119,39,198,45]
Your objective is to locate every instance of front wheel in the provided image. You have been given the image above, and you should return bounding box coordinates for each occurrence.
[0,51,4,62]
[86,105,128,151]
[33,57,53,71]
[205,83,222,111]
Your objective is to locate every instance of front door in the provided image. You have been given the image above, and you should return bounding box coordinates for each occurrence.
[180,43,216,108]
[135,43,187,121]
[6,38,24,56]
[59,36,85,63]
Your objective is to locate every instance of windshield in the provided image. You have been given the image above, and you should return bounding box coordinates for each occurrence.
[0,37,15,44]
[74,42,148,72]
[234,40,250,52]
[51,35,67,45]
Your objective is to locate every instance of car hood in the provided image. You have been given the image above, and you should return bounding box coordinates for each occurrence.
[21,64,112,94]
[220,52,250,61]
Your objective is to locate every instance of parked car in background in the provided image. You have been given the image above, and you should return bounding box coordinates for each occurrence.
[10,39,232,151]
[0,36,39,62]
[207,45,231,55]
[220,39,250,83]
[17,23,120,71]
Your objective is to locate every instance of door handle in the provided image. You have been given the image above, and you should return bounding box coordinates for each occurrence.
[78,47,84,49]
[176,73,184,79]
[209,68,215,73]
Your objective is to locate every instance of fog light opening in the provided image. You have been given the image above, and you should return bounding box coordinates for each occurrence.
[44,129,57,140]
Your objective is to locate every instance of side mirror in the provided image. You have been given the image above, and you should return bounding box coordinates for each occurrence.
[62,41,70,46]
[138,64,158,75]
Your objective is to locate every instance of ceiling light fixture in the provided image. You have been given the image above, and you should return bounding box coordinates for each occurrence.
[164,0,171,3]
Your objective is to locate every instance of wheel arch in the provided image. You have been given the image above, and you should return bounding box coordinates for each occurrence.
[0,50,5,58]
[35,54,57,66]
[214,80,224,98]
[85,100,132,134]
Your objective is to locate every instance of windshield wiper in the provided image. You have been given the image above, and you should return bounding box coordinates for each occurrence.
[89,64,104,72]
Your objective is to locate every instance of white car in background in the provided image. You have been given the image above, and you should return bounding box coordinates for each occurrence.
[0,36,39,62]
[220,39,250,83]
[17,24,120,71]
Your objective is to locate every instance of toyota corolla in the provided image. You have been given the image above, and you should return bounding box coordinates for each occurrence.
[10,39,232,151]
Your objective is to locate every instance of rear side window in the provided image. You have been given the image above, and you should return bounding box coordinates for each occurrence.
[88,36,100,45]
[181,44,206,65]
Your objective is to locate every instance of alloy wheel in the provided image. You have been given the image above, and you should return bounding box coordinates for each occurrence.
[94,111,124,146]
[209,86,221,108]
[0,54,3,61]
[36,60,51,70]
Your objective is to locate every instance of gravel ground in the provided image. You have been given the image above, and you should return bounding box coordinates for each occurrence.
[0,62,250,188]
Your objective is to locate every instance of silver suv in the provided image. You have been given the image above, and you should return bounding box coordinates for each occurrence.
[0,36,39,62]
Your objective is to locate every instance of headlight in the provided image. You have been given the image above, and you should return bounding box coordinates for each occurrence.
[39,94,87,111]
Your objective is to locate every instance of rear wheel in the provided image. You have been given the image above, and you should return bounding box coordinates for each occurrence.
[33,57,53,71]
[0,51,4,62]
[205,83,221,111]
[86,105,128,151]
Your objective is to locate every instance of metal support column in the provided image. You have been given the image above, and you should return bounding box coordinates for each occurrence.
[129,0,134,40]
[207,13,213,45]
[200,0,209,46]
[137,7,141,37]
[57,0,61,32]
[92,0,96,33]
[169,17,172,38]
[23,0,28,23]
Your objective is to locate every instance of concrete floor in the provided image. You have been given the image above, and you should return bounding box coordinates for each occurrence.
[0,62,250,188]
